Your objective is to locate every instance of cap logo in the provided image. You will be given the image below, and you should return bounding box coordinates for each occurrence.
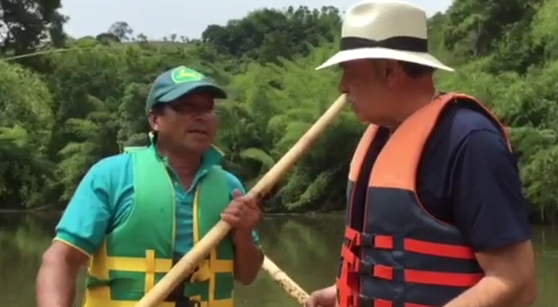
[171,66,204,83]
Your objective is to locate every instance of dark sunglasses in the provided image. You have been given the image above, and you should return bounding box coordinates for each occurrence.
[167,102,215,114]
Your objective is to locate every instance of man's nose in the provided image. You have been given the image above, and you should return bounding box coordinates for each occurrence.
[191,109,213,120]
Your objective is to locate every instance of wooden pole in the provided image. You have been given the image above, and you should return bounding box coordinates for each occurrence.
[134,94,348,307]
[261,256,310,305]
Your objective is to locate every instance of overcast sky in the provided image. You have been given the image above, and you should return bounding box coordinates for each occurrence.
[60,0,452,40]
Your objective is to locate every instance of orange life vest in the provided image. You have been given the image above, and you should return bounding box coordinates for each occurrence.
[336,92,510,307]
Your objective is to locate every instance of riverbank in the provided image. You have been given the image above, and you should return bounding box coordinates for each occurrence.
[0,208,346,217]
[1,208,555,225]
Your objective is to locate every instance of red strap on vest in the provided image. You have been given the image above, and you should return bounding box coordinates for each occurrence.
[345,227,475,259]
[374,235,476,259]
[371,266,483,287]
[342,227,482,287]
[373,299,438,307]
[338,289,440,307]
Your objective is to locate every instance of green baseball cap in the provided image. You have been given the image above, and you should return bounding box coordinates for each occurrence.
[145,65,227,113]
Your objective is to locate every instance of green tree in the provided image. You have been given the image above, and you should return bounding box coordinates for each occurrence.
[0,0,67,54]
[1,2,558,223]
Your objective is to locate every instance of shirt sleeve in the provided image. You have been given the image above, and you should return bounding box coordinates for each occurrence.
[54,160,113,256]
[223,171,261,245]
[450,129,531,252]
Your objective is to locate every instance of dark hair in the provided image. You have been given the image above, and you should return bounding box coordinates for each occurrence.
[396,60,435,79]
[150,102,167,115]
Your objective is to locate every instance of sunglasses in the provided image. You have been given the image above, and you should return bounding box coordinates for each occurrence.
[167,102,215,114]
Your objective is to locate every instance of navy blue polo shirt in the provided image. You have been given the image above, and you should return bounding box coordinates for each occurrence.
[354,101,531,252]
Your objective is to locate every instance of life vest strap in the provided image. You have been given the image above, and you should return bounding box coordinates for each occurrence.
[375,235,476,260]
[343,227,476,259]
[371,298,437,307]
[373,266,483,287]
[337,292,438,307]
[341,245,481,287]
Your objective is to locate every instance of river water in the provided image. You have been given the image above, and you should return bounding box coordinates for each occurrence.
[0,213,556,307]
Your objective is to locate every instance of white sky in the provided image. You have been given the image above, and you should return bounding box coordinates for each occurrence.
[60,0,452,40]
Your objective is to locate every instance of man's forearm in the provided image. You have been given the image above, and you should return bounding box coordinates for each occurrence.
[36,255,80,307]
[443,275,536,307]
[233,231,264,285]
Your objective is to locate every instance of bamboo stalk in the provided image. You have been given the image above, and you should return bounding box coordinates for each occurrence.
[134,94,348,307]
[261,256,310,305]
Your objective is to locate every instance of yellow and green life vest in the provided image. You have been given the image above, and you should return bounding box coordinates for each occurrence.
[83,147,235,307]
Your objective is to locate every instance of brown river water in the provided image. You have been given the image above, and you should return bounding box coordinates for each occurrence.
[0,213,556,307]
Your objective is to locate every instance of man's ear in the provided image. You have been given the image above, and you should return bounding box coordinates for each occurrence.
[385,60,402,87]
[371,60,392,85]
[147,111,159,131]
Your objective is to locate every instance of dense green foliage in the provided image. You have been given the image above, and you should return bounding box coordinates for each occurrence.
[1,1,558,223]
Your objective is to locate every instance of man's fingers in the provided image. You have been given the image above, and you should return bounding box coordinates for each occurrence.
[221,213,240,225]
[246,197,259,209]
[304,298,315,307]
[223,205,241,216]
[232,189,243,199]
[231,189,259,207]
[234,194,258,209]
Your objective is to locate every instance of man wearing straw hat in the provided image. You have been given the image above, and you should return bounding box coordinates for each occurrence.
[36,66,264,307]
[306,1,536,307]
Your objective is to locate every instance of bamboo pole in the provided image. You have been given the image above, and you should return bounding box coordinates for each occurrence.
[261,256,310,305]
[134,94,348,307]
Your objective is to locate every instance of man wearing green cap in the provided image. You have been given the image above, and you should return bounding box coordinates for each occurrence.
[36,66,264,307]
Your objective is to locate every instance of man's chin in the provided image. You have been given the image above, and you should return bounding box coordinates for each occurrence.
[183,141,212,154]
[352,111,369,124]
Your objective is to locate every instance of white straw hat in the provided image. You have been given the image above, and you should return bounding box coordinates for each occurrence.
[316,0,453,72]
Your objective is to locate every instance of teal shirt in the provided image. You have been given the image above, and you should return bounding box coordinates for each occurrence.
[55,145,259,255]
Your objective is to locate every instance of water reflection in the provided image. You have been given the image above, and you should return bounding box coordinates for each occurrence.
[0,213,555,307]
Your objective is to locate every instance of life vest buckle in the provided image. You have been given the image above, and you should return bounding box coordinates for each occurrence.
[344,228,389,249]
[188,298,201,307]
[171,294,201,307]
[348,293,370,307]
[344,227,361,247]
[357,259,373,274]
[191,259,212,282]
[336,289,360,307]
[357,294,373,307]
[359,233,374,247]
[355,294,393,307]
[341,245,361,268]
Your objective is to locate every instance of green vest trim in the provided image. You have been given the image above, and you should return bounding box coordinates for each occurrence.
[83,147,235,307]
